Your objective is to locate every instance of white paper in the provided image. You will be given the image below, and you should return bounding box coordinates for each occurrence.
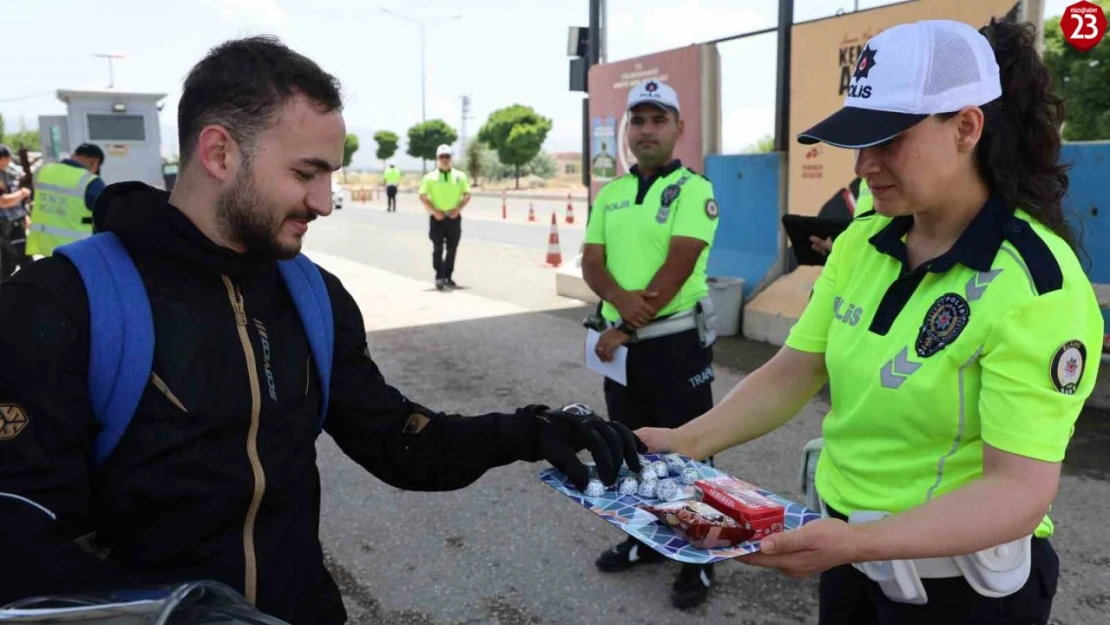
[584,329,628,386]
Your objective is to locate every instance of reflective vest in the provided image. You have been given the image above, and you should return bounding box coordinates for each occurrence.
[26,162,97,257]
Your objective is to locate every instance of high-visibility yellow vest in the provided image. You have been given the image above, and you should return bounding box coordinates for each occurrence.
[26,162,97,257]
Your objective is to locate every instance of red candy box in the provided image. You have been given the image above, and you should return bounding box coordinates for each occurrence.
[695,476,785,540]
[640,500,751,549]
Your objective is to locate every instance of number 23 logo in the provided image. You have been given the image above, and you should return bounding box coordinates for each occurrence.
[1062,1,1108,53]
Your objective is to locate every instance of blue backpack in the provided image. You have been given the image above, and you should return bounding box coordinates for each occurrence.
[55,233,334,468]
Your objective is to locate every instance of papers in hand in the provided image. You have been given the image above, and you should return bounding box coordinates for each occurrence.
[584,329,628,386]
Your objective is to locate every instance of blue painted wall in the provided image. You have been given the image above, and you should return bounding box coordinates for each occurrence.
[705,153,783,301]
[1062,142,1110,282]
[1060,141,1110,328]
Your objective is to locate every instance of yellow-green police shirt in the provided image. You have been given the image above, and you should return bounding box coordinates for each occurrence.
[585,161,719,322]
[419,168,470,211]
[787,195,1103,538]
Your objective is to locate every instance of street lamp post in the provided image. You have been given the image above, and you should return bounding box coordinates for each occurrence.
[380,9,461,124]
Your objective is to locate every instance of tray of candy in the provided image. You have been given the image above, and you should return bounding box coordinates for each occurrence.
[539,453,823,564]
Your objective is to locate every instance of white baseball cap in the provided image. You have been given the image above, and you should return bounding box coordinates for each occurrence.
[436,144,453,157]
[798,19,1002,149]
[626,79,680,115]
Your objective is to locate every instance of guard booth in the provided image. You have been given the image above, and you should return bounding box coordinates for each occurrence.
[38,89,167,188]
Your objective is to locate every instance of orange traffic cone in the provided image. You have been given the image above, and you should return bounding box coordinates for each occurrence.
[502,190,507,220]
[528,202,536,222]
[565,193,575,224]
[545,212,563,267]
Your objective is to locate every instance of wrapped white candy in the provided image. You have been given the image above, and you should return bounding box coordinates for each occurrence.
[637,479,658,498]
[617,476,639,496]
[680,466,700,485]
[656,478,680,501]
[651,461,669,479]
[584,479,606,497]
[664,454,687,474]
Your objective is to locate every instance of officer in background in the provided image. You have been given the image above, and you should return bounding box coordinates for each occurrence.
[383,162,401,212]
[26,143,106,258]
[582,79,720,610]
[419,144,470,291]
[0,145,31,280]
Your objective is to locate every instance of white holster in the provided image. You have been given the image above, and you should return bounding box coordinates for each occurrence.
[798,438,1033,605]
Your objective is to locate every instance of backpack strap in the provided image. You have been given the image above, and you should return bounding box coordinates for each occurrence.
[55,233,155,468]
[277,255,333,428]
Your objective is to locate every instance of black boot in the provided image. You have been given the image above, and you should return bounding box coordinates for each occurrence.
[595,537,665,573]
[671,563,713,609]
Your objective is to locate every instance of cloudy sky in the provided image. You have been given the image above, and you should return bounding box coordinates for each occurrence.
[0,0,1077,170]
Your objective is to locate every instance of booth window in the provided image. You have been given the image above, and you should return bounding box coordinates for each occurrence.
[87,114,146,142]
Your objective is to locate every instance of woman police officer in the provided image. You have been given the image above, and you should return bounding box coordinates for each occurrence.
[636,17,1102,625]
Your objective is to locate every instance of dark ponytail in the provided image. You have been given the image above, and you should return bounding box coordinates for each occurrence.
[973,18,1076,250]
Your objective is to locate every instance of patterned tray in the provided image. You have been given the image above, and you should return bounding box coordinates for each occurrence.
[539,453,823,564]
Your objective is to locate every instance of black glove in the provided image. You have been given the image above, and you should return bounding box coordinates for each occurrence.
[535,403,645,491]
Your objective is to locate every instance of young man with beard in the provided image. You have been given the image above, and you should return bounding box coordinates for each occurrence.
[0,36,643,625]
[583,80,720,610]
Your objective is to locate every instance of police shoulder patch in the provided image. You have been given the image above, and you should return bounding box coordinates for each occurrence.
[0,404,29,441]
[705,198,719,220]
[915,293,970,358]
[1050,339,1086,395]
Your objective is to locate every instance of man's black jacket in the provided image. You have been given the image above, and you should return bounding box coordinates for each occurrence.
[0,183,546,624]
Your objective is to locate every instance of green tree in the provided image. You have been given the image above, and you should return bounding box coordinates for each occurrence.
[461,137,485,185]
[406,119,458,171]
[373,130,399,170]
[0,113,5,144]
[6,117,39,151]
[744,134,775,153]
[341,134,360,182]
[478,105,553,189]
[525,151,556,179]
[1044,1,1110,141]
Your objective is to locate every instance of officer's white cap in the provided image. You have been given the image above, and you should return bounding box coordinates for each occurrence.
[436,144,453,157]
[626,80,680,115]
[798,19,1002,149]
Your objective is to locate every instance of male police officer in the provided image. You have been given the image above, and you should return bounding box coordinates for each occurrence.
[25,143,106,258]
[419,144,470,290]
[383,162,401,212]
[582,79,720,609]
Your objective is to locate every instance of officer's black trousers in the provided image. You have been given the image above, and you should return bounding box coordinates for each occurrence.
[603,327,714,430]
[819,505,1059,625]
[386,185,398,211]
[429,215,461,280]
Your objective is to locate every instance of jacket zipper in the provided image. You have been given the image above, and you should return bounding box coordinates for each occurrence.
[221,275,265,605]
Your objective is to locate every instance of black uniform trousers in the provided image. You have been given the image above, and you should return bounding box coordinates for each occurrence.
[429,215,462,281]
[819,505,1059,625]
[386,185,398,211]
[603,327,714,430]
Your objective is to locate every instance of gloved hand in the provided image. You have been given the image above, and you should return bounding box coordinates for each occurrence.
[535,403,645,491]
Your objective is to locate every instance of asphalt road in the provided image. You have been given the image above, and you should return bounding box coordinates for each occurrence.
[303,195,1110,625]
